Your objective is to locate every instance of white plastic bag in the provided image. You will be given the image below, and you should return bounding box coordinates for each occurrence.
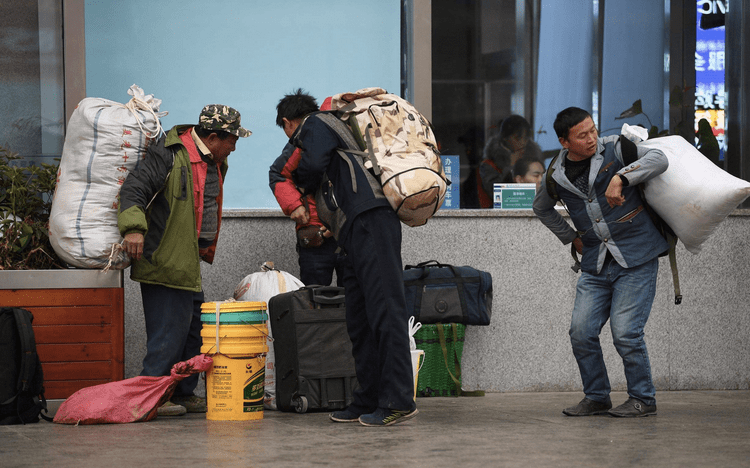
[408,316,424,400]
[621,124,750,254]
[49,84,167,269]
[408,315,422,351]
[233,262,304,410]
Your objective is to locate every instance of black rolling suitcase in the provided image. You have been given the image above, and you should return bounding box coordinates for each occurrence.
[268,286,358,413]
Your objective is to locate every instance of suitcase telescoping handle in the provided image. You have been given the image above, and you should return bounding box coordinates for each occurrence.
[404,260,460,280]
[309,286,345,305]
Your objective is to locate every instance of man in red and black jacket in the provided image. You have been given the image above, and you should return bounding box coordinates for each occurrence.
[269,91,342,286]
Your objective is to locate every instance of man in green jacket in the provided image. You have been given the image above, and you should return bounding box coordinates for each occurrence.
[118,105,251,416]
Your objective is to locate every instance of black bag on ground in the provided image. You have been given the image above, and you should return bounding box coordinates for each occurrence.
[0,307,51,425]
[403,260,493,325]
[268,286,358,413]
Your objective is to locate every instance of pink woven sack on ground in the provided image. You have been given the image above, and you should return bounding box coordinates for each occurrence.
[53,354,213,425]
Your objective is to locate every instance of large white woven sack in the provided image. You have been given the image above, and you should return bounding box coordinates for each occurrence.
[233,262,304,410]
[49,85,166,269]
[627,128,750,254]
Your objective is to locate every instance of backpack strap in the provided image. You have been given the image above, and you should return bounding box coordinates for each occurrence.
[619,135,682,305]
[544,153,583,271]
[619,134,638,165]
[334,109,382,177]
[545,154,561,201]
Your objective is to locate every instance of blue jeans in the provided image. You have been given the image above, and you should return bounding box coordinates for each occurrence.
[569,257,658,406]
[140,283,204,397]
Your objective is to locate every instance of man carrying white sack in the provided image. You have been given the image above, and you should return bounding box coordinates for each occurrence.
[533,106,668,418]
[118,105,251,416]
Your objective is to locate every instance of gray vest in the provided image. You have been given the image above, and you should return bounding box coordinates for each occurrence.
[553,139,668,273]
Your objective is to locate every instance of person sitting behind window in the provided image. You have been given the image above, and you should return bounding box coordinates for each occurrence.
[477,115,543,207]
[512,156,545,185]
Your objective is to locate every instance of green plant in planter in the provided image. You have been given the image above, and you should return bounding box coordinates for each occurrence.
[0,146,64,270]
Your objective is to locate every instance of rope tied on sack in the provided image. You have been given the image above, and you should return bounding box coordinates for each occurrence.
[102,242,125,273]
[116,96,165,140]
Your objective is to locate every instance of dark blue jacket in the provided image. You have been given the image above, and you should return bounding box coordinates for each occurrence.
[292,111,390,243]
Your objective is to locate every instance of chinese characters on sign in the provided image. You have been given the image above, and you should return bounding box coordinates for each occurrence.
[493,184,537,210]
[440,155,460,209]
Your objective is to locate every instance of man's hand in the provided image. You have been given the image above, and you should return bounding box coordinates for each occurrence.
[320,226,333,238]
[290,205,310,225]
[572,236,583,255]
[122,232,145,260]
[605,175,626,207]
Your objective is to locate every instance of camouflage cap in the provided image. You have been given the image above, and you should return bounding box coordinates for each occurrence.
[199,104,252,137]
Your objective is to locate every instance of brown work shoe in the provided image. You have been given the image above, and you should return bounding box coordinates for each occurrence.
[171,394,207,413]
[562,397,612,416]
[608,398,657,418]
[157,401,187,417]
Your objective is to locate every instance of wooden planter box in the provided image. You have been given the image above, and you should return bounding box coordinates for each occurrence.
[0,270,124,399]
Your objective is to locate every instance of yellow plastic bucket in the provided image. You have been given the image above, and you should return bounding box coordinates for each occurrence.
[200,324,269,355]
[200,301,267,325]
[201,301,270,421]
[205,353,266,421]
[200,300,267,314]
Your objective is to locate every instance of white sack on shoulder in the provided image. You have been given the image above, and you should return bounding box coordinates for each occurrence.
[635,134,750,254]
[49,85,167,269]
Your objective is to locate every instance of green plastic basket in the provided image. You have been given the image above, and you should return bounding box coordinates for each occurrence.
[414,323,465,397]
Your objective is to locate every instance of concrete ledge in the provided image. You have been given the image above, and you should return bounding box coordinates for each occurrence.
[122,209,750,393]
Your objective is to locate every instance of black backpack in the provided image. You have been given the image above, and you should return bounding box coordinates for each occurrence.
[0,307,52,424]
[545,136,682,305]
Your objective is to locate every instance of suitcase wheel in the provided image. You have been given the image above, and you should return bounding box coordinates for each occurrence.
[293,396,308,413]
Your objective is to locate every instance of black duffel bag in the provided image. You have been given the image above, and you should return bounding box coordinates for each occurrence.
[402,260,492,326]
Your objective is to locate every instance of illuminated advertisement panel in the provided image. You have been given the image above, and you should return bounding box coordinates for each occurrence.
[695,0,726,159]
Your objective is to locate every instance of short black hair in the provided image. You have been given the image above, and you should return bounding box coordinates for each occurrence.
[276,89,319,128]
[194,126,233,140]
[499,115,532,140]
[553,107,591,140]
[512,156,543,178]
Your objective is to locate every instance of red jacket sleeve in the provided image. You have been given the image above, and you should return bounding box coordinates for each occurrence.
[269,143,324,227]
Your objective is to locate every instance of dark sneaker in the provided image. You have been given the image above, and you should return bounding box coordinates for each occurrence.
[359,408,418,427]
[329,408,364,423]
[157,401,186,417]
[171,395,207,413]
[562,397,612,416]
[608,398,657,418]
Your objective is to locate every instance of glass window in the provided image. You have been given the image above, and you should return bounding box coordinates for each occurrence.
[431,0,536,209]
[0,0,64,167]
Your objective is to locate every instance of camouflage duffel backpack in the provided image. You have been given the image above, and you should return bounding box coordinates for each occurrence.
[329,87,448,227]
